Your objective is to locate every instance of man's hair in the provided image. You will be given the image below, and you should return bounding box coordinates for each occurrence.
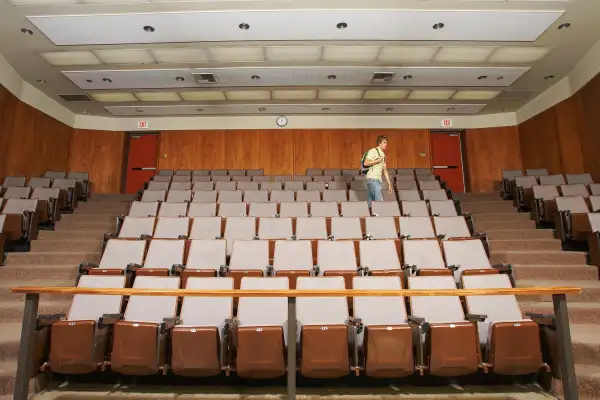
[376,135,387,145]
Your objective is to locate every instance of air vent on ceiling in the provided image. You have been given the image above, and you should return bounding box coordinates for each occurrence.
[192,73,218,84]
[59,94,92,102]
[371,72,396,83]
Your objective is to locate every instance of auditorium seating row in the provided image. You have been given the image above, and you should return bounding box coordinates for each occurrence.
[155,168,434,177]
[514,181,599,211]
[502,170,594,200]
[1,171,90,201]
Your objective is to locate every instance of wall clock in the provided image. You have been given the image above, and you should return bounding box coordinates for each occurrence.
[276,116,288,127]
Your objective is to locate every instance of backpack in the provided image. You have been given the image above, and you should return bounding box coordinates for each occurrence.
[360,148,382,175]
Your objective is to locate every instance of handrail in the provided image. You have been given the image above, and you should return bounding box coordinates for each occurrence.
[11,286,581,297]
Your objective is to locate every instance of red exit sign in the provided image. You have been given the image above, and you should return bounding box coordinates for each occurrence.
[137,120,149,129]
[441,119,453,127]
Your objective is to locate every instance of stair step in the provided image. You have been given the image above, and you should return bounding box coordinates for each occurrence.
[518,280,600,302]
[6,251,99,266]
[556,364,600,399]
[490,239,562,251]
[38,230,103,240]
[0,265,78,281]
[472,213,532,222]
[485,229,555,240]
[55,221,115,231]
[0,300,70,323]
[30,239,102,253]
[570,325,600,368]
[512,264,598,281]
[0,280,73,302]
[460,201,517,213]
[475,220,537,230]
[59,213,116,223]
[454,192,502,202]
[491,250,587,266]
[519,301,600,324]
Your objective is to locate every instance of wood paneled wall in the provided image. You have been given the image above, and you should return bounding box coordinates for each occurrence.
[158,129,432,175]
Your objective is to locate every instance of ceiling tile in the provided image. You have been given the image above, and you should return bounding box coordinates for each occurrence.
[225,90,271,101]
[10,0,75,5]
[322,46,381,62]
[363,90,410,100]
[408,90,456,100]
[265,46,322,62]
[90,92,137,102]
[453,90,501,100]
[135,92,181,102]
[489,47,550,62]
[318,89,364,100]
[150,48,209,63]
[40,51,101,66]
[209,47,265,62]
[435,46,497,62]
[179,91,227,101]
[272,90,318,100]
[93,49,154,65]
[378,46,439,62]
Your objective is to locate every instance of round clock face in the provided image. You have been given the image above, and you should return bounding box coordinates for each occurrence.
[276,116,288,127]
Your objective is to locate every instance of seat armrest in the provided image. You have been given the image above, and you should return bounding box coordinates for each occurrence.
[407,315,425,325]
[266,265,274,276]
[357,265,370,276]
[348,317,364,334]
[446,264,459,272]
[219,265,229,277]
[172,264,185,273]
[465,314,487,322]
[491,263,512,273]
[436,233,446,240]
[177,234,188,240]
[399,234,411,239]
[78,263,98,273]
[140,234,152,240]
[312,264,320,276]
[98,313,123,328]
[526,313,556,328]
[126,263,142,272]
[37,314,66,328]
[401,263,417,274]
[160,317,181,334]
[473,231,487,239]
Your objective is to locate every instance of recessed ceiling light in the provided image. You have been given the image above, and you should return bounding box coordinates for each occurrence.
[385,108,394,112]
[403,75,413,80]
[545,75,555,80]
[143,25,155,33]
[21,28,33,35]
[477,75,488,80]
[258,107,266,112]
[102,78,112,83]
[83,110,88,115]
[497,76,504,81]
[336,22,348,29]
[86,79,93,83]
[239,23,250,30]
[251,75,260,80]
[433,22,445,30]
[136,109,143,113]
[327,75,337,80]
[176,76,185,82]
[196,108,203,112]
[322,107,330,111]
[558,22,571,31]
[447,107,455,112]
[36,79,46,84]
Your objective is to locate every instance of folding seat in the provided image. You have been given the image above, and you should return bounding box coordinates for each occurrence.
[429,200,458,217]
[306,168,322,176]
[396,181,419,190]
[295,217,328,240]
[193,175,211,183]
[246,169,264,176]
[354,175,366,181]
[401,201,429,217]
[314,175,333,182]
[189,217,223,240]
[462,274,545,375]
[68,172,91,201]
[310,201,340,217]
[237,181,259,191]
[526,168,548,176]
[170,181,192,190]
[211,169,228,176]
[217,202,247,217]
[402,239,447,275]
[166,189,192,203]
[566,173,593,185]
[134,239,185,276]
[3,176,26,187]
[590,184,600,196]
[157,169,174,176]
[586,212,600,266]
[109,276,180,375]
[1,198,41,242]
[330,217,363,240]
[117,217,155,239]
[346,190,366,203]
[297,276,353,378]
[249,202,278,217]
[306,181,326,191]
[365,217,398,240]
[324,168,341,176]
[44,171,66,179]
[442,239,508,282]
[532,185,560,224]
[29,177,51,188]
[418,174,437,181]
[258,217,293,239]
[272,240,314,287]
[433,216,471,239]
[212,175,232,182]
[244,189,269,203]
[260,182,282,191]
[317,239,359,282]
[0,214,5,257]
[418,180,441,190]
[342,169,359,176]
[333,175,353,183]
[128,201,159,217]
[148,181,170,191]
[371,201,401,217]
[229,169,246,177]
[396,175,417,182]
[353,276,414,377]
[171,277,233,377]
[297,190,321,202]
[3,187,32,199]
[252,175,270,183]
[284,181,304,190]
[560,184,589,197]
[358,240,402,276]
[513,176,539,209]
[270,190,295,202]
[293,175,311,182]
[215,181,237,191]
[555,196,592,242]
[193,190,217,203]
[350,181,367,191]
[223,217,257,255]
[233,175,252,182]
[45,275,126,374]
[590,195,600,212]
[328,181,347,190]
[396,168,414,175]
[273,175,292,181]
[177,240,226,283]
[501,169,523,199]
[31,188,63,223]
[382,190,396,202]
[322,189,348,202]
[218,190,242,203]
[224,240,270,289]
[175,170,191,176]
[81,239,146,276]
[421,189,448,201]
[279,201,308,217]
[397,190,421,201]
[193,169,210,176]
[154,217,191,239]
[141,189,166,202]
[341,201,370,217]
[540,174,566,186]
[414,168,433,175]
[399,217,435,239]
[152,175,172,183]
[158,202,188,217]
[407,275,482,376]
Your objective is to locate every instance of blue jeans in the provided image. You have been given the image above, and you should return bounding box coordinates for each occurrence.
[366,179,383,208]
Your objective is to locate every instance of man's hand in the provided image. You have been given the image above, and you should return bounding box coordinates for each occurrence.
[387,186,393,194]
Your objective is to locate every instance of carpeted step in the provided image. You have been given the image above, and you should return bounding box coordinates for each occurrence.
[0,265,78,281]
[0,360,17,396]
[485,229,555,240]
[6,252,99,266]
[519,301,600,324]
[54,221,115,232]
[491,250,587,266]
[38,230,104,240]
[460,201,517,214]
[0,301,70,323]
[512,264,598,281]
[490,239,562,252]
[59,213,116,223]
[518,280,600,303]
[475,220,537,230]
[30,239,102,253]
[0,280,73,302]
[556,364,600,399]
[454,192,502,202]
[570,325,600,367]
[87,195,136,203]
[0,323,21,362]
[472,213,532,222]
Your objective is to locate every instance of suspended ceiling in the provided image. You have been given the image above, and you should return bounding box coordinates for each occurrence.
[0,0,598,117]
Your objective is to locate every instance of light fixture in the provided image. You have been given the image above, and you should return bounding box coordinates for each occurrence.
[196,108,204,112]
[327,75,337,80]
[176,76,185,82]
[36,79,46,84]
[385,107,394,112]
[135,109,143,113]
[558,22,571,31]
[83,110,88,115]
[86,79,94,83]
[143,25,155,33]
[258,107,266,112]
[447,107,455,112]
[322,107,330,111]
[102,78,112,83]
[251,75,260,80]
[239,23,250,30]
[433,22,445,30]
[21,28,33,35]
[497,76,504,81]
[477,75,487,80]
[403,75,413,80]
[336,22,348,29]
[545,75,555,80]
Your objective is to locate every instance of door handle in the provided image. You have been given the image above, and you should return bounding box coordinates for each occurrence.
[432,166,458,169]
[132,167,157,171]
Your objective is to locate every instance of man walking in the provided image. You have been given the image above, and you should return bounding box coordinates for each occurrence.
[363,135,393,208]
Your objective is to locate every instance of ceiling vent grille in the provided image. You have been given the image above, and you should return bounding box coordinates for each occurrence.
[59,94,92,102]
[371,72,396,83]
[192,73,218,84]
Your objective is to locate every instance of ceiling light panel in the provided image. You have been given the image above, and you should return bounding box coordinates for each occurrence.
[378,46,439,62]
[208,47,265,62]
[10,0,75,5]
[93,49,154,65]
[408,90,456,100]
[225,90,271,101]
[322,46,381,62]
[271,90,317,100]
[135,92,181,101]
[150,48,209,63]
[265,46,322,62]
[435,46,497,62]
[28,10,563,46]
[40,51,101,66]
[90,92,137,102]
[453,90,501,100]
[318,89,364,100]
[489,47,551,62]
[363,90,410,100]
[179,91,226,101]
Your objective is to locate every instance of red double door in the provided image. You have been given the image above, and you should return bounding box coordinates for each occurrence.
[429,131,465,193]
[125,134,159,194]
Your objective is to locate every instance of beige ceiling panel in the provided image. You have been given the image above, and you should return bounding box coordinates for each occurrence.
[435,46,497,62]
[272,90,318,100]
[489,47,551,62]
[408,90,456,100]
[378,46,439,62]
[150,48,210,63]
[363,90,410,100]
[93,49,155,65]
[225,90,271,100]
[179,91,227,101]
[135,92,182,101]
[40,51,101,66]
[265,46,322,62]
[318,89,364,100]
[209,47,265,62]
[322,45,381,62]
[90,92,138,102]
[453,90,501,100]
